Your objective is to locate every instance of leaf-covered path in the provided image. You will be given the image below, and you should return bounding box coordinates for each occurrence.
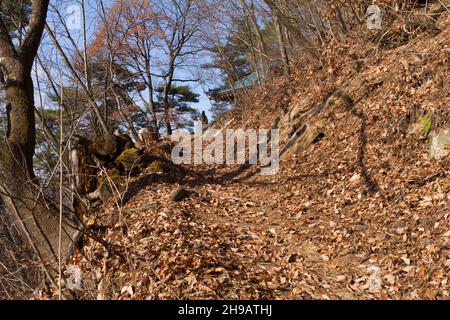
[71,15,449,300]
[75,147,448,300]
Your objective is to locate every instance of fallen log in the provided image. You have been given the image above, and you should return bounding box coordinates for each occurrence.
[282,119,328,159]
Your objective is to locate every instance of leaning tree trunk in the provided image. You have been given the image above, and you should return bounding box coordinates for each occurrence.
[0,1,79,297]
[0,74,75,266]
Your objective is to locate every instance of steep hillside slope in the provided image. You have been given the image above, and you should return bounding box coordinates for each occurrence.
[60,11,449,300]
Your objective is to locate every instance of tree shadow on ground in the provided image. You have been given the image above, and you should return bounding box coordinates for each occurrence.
[352,109,379,194]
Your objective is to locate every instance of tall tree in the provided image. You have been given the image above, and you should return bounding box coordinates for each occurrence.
[240,0,270,79]
[153,0,205,135]
[0,0,74,277]
[262,0,318,56]
[89,0,204,136]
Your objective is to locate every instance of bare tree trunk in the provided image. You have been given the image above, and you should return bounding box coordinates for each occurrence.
[241,0,269,79]
[0,73,75,265]
[0,0,75,274]
[144,58,159,135]
[263,0,318,57]
[274,15,291,76]
[81,0,91,92]
[163,61,176,135]
[240,7,263,84]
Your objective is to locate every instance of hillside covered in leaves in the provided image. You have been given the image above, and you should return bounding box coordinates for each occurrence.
[53,5,450,300]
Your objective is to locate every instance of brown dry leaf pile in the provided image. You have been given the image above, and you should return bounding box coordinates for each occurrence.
[63,12,449,300]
